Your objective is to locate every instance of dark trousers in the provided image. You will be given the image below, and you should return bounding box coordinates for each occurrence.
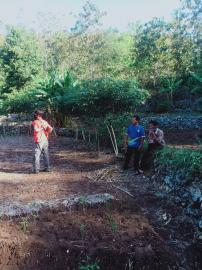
[123,147,141,170]
[141,143,162,170]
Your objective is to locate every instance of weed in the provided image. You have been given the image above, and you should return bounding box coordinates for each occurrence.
[79,256,100,270]
[80,223,86,239]
[79,196,88,205]
[31,213,38,221]
[79,196,88,212]
[20,217,29,233]
[107,215,119,235]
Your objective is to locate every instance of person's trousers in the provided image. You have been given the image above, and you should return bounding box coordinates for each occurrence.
[33,140,49,172]
[123,147,141,170]
[141,143,162,170]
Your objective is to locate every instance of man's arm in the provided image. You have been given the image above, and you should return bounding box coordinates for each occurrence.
[46,123,53,134]
[41,120,53,134]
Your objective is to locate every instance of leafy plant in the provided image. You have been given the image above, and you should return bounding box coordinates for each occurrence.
[159,77,183,104]
[79,257,100,270]
[73,78,149,117]
[79,196,88,212]
[155,146,202,180]
[79,196,88,205]
[80,223,86,239]
[190,72,202,95]
[20,217,29,233]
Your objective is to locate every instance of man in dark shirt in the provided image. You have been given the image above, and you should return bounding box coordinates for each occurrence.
[123,114,145,174]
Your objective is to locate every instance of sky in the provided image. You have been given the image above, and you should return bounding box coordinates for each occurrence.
[0,0,182,32]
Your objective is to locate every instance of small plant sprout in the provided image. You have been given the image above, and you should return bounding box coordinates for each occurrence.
[80,223,86,239]
[107,215,119,235]
[20,217,29,233]
[79,256,100,270]
[79,196,88,212]
[31,213,38,221]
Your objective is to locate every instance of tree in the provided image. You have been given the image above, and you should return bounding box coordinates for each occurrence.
[0,27,44,93]
[0,35,5,92]
[69,1,107,80]
[131,19,174,87]
[71,1,106,35]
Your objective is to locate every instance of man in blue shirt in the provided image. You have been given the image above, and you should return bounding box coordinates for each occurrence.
[123,114,145,174]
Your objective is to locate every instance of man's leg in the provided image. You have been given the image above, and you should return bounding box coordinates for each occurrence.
[42,141,50,171]
[123,148,133,170]
[141,145,154,170]
[133,148,141,171]
[140,148,149,170]
[33,143,42,173]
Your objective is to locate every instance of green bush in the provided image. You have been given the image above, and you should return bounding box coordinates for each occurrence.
[2,75,150,126]
[82,113,131,148]
[155,146,202,180]
[69,78,149,117]
[2,89,39,114]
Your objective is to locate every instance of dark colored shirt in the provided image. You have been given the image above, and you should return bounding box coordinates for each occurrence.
[125,124,145,148]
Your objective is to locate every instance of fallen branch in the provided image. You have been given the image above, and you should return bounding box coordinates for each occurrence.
[111,184,135,198]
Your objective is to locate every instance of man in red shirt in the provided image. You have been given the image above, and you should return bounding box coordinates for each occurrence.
[32,110,53,174]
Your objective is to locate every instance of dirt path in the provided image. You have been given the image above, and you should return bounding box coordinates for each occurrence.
[0,136,200,270]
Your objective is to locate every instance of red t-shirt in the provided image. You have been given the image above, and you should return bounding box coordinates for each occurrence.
[32,119,53,143]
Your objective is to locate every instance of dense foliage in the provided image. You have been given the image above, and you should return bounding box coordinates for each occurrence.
[155,146,202,181]
[0,27,43,93]
[0,0,201,119]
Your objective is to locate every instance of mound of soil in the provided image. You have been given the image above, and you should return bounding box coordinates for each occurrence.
[0,200,178,270]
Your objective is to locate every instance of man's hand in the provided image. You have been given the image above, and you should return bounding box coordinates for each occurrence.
[151,131,158,140]
[41,121,48,130]
[138,137,144,151]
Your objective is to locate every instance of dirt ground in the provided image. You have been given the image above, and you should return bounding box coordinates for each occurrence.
[0,134,201,270]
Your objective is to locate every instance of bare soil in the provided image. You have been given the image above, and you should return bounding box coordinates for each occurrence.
[0,135,201,270]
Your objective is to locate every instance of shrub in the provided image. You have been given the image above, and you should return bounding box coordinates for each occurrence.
[155,146,202,182]
[2,88,39,114]
[2,75,150,125]
[69,78,149,117]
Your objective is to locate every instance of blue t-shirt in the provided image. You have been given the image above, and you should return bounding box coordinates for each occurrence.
[126,124,145,148]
